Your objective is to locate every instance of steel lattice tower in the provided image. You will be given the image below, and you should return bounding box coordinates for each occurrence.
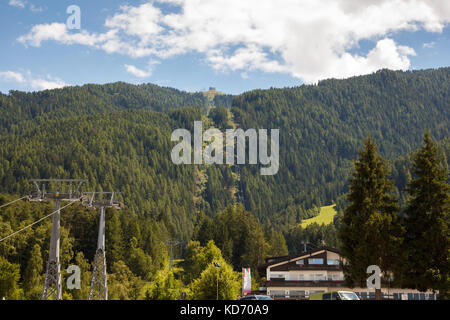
[42,199,62,300]
[84,192,122,300]
[28,179,87,300]
[89,205,108,300]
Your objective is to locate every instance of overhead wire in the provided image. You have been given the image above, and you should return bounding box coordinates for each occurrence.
[0,201,76,242]
[0,195,30,210]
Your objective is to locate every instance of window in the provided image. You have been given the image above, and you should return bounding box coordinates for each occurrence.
[339,292,359,300]
[297,274,304,281]
[315,274,325,281]
[308,258,324,265]
[289,290,306,298]
[327,259,339,265]
[296,259,304,265]
[270,290,285,298]
[331,274,343,281]
[323,293,331,300]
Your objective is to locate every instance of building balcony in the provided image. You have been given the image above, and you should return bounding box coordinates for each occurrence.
[270,265,342,272]
[266,279,346,288]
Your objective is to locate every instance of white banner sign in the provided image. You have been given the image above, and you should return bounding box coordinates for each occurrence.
[242,268,251,295]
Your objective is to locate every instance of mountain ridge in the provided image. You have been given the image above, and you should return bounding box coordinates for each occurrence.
[0,67,449,236]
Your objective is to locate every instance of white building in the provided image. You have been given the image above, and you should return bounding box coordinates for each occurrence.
[257,247,437,300]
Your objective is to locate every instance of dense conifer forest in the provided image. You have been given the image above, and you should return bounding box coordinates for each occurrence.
[0,67,448,299]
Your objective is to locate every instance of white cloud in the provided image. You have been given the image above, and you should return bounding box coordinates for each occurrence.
[9,0,25,8]
[17,0,450,83]
[125,60,159,78]
[423,41,436,48]
[0,71,26,83]
[29,4,43,13]
[9,0,43,12]
[125,64,151,78]
[30,77,67,90]
[18,23,103,47]
[0,70,68,91]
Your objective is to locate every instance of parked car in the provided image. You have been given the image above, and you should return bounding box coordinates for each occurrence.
[239,295,273,300]
[309,291,360,300]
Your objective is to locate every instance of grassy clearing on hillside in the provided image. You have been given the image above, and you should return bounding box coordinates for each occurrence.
[300,204,337,228]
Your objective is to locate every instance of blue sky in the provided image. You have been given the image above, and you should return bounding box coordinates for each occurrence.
[0,0,449,95]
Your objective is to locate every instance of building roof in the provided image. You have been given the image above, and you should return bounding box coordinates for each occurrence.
[257,246,341,274]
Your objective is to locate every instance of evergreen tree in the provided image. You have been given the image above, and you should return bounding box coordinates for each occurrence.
[266,229,289,257]
[145,271,181,300]
[182,240,223,284]
[108,261,143,300]
[0,256,21,299]
[190,262,240,300]
[189,248,240,301]
[70,252,91,300]
[401,132,450,296]
[23,243,43,299]
[192,213,215,246]
[338,137,403,293]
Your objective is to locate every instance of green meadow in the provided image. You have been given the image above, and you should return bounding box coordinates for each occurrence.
[301,204,337,228]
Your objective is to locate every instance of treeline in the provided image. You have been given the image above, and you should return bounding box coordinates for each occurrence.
[0,68,449,299]
[146,240,242,300]
[0,198,170,299]
[191,203,340,274]
[0,82,209,134]
[0,68,449,235]
[339,133,449,297]
[390,137,450,207]
[213,94,234,109]
[232,68,450,227]
[0,109,199,241]
[1,133,446,299]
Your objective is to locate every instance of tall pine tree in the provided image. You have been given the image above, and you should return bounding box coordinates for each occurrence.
[401,132,449,297]
[23,244,43,299]
[339,137,403,294]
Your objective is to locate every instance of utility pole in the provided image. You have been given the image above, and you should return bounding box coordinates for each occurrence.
[301,241,307,253]
[84,192,122,300]
[214,262,220,300]
[29,179,87,300]
[165,240,182,272]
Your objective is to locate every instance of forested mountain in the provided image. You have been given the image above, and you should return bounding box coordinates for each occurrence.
[0,67,449,299]
[1,68,449,234]
[232,68,449,227]
[0,82,208,134]
[0,108,199,240]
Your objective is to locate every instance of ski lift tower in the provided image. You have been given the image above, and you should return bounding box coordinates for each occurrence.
[83,192,122,300]
[29,179,87,300]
